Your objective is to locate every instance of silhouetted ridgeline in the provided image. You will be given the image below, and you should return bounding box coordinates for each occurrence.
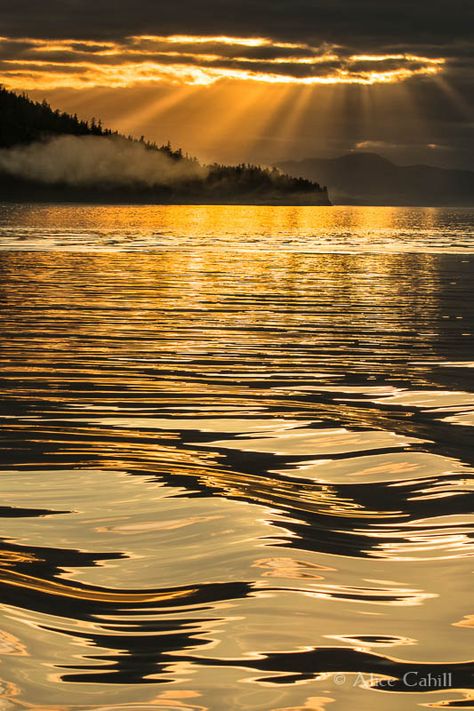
[278,152,474,207]
[0,88,330,205]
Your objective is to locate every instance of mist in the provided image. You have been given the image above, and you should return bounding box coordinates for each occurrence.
[0,135,207,188]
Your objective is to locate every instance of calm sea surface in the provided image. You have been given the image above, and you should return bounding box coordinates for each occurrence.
[0,204,473,710]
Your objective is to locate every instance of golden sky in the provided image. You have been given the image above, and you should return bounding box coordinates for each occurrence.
[0,30,470,169]
[0,0,471,168]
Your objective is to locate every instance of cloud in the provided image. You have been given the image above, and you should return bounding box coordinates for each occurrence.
[0,34,446,89]
[0,135,207,187]
[0,0,470,90]
[0,0,471,47]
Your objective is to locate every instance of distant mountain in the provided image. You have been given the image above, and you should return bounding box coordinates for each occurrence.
[278,152,473,206]
[0,88,330,205]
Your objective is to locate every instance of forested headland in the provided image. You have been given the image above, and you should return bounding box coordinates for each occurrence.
[0,88,330,205]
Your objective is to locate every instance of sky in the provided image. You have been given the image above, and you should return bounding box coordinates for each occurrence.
[0,0,472,168]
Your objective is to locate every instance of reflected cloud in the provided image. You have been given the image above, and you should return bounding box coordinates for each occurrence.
[197,427,426,456]
[275,452,463,484]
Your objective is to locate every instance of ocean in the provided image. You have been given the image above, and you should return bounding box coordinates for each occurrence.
[0,203,473,710]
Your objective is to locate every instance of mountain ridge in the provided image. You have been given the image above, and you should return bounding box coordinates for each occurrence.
[278,152,473,206]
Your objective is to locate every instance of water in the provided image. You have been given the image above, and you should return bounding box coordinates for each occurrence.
[0,203,473,710]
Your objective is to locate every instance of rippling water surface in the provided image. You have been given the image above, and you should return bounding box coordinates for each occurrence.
[0,204,473,710]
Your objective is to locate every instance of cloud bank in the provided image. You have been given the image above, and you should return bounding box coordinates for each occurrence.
[0,34,447,89]
[0,135,207,187]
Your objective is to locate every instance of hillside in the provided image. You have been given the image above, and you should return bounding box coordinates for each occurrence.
[278,152,473,206]
[0,88,330,205]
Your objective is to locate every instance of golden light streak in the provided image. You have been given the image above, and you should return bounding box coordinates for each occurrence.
[135,34,275,47]
[351,53,445,65]
[202,82,300,160]
[120,86,202,129]
[0,563,198,604]
[219,52,340,65]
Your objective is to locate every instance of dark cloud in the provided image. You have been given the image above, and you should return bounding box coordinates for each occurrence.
[0,0,471,48]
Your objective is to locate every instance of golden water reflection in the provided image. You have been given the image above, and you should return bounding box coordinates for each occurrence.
[0,203,473,252]
[0,205,473,708]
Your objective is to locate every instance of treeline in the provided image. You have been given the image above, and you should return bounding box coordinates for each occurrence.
[0,86,111,146]
[206,162,321,195]
[0,87,185,159]
[0,87,329,202]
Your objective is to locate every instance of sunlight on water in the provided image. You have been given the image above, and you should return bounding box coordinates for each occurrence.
[0,203,473,709]
[0,203,473,252]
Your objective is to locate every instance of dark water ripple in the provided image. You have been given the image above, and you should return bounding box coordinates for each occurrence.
[0,205,473,709]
